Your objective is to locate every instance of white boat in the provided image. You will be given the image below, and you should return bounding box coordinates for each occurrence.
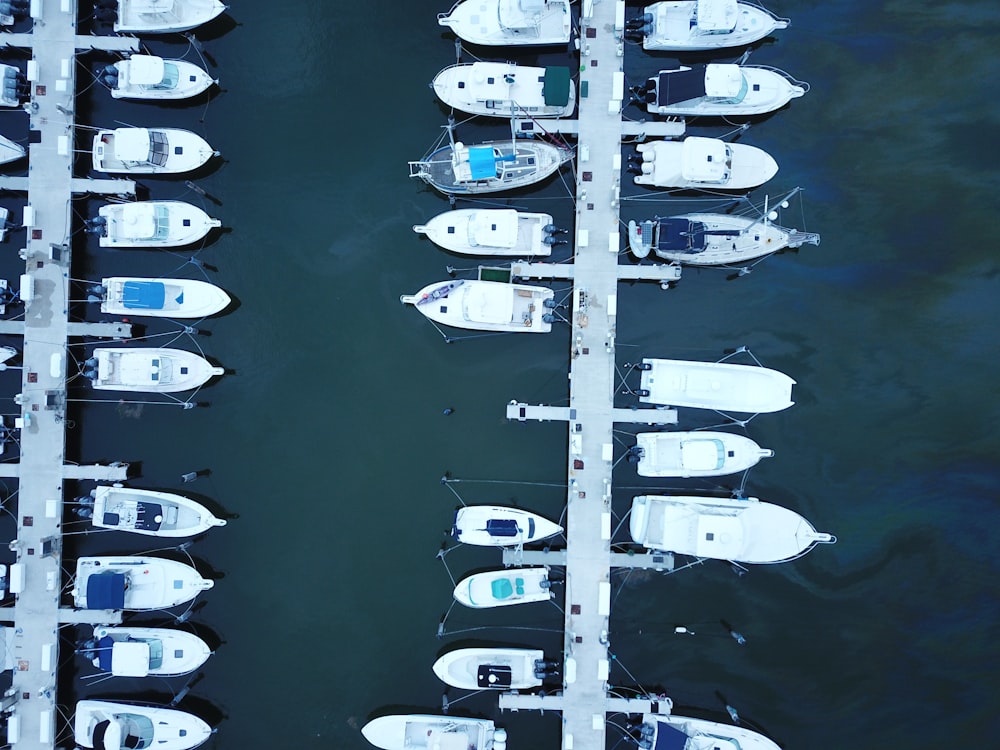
[114,0,226,34]
[630,494,835,564]
[97,277,232,318]
[414,209,562,257]
[92,127,218,174]
[72,556,214,611]
[433,62,575,118]
[627,188,820,264]
[432,647,546,690]
[86,347,224,393]
[104,54,216,100]
[0,133,24,165]
[637,357,795,413]
[632,431,773,477]
[410,138,572,194]
[362,715,503,750]
[631,136,778,191]
[0,64,25,107]
[438,0,571,46]
[81,484,226,537]
[80,626,212,677]
[452,505,562,546]
[88,201,221,248]
[453,566,552,608]
[400,278,554,333]
[75,699,211,750]
[629,1,789,52]
[637,63,806,117]
[637,712,783,750]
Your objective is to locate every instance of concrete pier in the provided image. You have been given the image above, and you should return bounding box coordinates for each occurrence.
[2,5,138,748]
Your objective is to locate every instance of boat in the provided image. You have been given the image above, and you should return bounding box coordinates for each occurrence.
[0,64,25,107]
[0,133,24,165]
[626,188,820,264]
[414,208,563,257]
[79,626,212,677]
[87,201,221,248]
[400,278,554,333]
[438,0,571,46]
[72,555,214,611]
[627,1,789,52]
[631,430,773,477]
[92,127,219,174]
[74,699,211,750]
[636,63,807,118]
[452,505,562,546]
[113,0,226,34]
[102,54,216,100]
[636,712,783,750]
[630,136,778,190]
[78,484,226,537]
[630,494,835,564]
[432,647,548,690]
[637,357,795,413]
[453,567,553,608]
[433,62,575,118]
[85,347,224,393]
[362,715,504,750]
[95,276,232,318]
[409,137,572,194]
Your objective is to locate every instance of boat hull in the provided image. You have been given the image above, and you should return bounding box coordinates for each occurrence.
[452,505,562,546]
[638,357,795,413]
[433,647,544,690]
[90,485,226,537]
[100,277,231,318]
[641,2,788,51]
[453,567,552,608]
[438,0,571,46]
[75,700,211,750]
[414,209,555,256]
[634,431,773,477]
[88,626,212,676]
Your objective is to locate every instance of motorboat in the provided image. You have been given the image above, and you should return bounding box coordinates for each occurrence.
[629,494,835,564]
[87,201,221,248]
[628,1,789,51]
[636,63,806,117]
[432,647,547,690]
[400,278,554,333]
[433,62,575,118]
[92,127,218,174]
[453,567,552,608]
[627,188,820,264]
[637,357,795,413]
[362,715,504,750]
[79,484,226,537]
[0,64,25,107]
[102,54,216,100]
[113,0,226,34]
[85,347,224,393]
[452,505,562,546]
[72,556,214,611]
[0,133,24,165]
[438,0,571,46]
[632,431,773,477]
[631,136,777,190]
[74,699,211,750]
[96,277,232,318]
[414,209,563,257]
[636,712,783,750]
[409,138,572,194]
[79,626,212,677]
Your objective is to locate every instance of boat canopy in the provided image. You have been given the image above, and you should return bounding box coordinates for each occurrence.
[704,63,746,99]
[92,714,154,750]
[120,203,159,238]
[100,638,151,676]
[463,283,514,324]
[657,219,707,254]
[680,438,726,471]
[113,128,151,161]
[654,67,705,105]
[467,146,499,180]
[470,210,519,248]
[122,281,167,310]
[86,572,127,610]
[124,55,165,85]
[696,0,739,32]
[652,722,690,750]
[680,137,729,183]
[543,66,571,106]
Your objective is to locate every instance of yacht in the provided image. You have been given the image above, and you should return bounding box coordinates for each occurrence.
[79,626,212,677]
[453,567,553,608]
[80,484,227,537]
[72,555,214,611]
[632,430,773,477]
[636,712,783,750]
[452,505,562,546]
[637,357,795,413]
[433,62,574,118]
[628,1,789,51]
[432,647,547,690]
[96,277,232,318]
[414,209,562,257]
[401,278,554,333]
[85,347,224,393]
[74,699,211,750]
[637,63,806,117]
[103,54,216,100]
[631,136,778,190]
[92,127,218,174]
[438,0,571,46]
[87,200,221,248]
[113,0,226,34]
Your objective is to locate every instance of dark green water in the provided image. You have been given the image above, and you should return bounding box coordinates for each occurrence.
[3,1,996,748]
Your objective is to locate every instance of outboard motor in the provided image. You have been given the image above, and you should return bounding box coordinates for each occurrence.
[94,6,117,22]
[84,216,107,236]
[542,235,568,246]
[84,356,99,369]
[542,313,556,325]
[637,362,652,371]
[76,494,94,507]
[543,298,557,309]
[101,64,119,88]
[543,224,568,235]
[635,388,650,397]
[88,284,107,298]
[625,13,652,30]
[626,445,643,464]
[539,578,550,590]
[75,506,93,519]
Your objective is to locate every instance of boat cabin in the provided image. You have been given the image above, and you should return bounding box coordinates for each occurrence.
[680,137,731,184]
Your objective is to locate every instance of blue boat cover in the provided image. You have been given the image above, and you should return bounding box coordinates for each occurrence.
[468,147,498,180]
[96,635,116,671]
[658,219,707,253]
[653,723,689,750]
[86,572,127,610]
[122,281,166,310]
[486,518,520,537]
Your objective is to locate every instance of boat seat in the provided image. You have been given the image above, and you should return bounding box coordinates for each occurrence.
[492,578,514,599]
[102,512,121,526]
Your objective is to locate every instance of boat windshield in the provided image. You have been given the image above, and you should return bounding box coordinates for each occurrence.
[143,63,180,91]
[499,0,546,34]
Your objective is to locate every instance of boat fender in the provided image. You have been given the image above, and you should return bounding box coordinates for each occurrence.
[493,729,507,743]
[635,389,650,397]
